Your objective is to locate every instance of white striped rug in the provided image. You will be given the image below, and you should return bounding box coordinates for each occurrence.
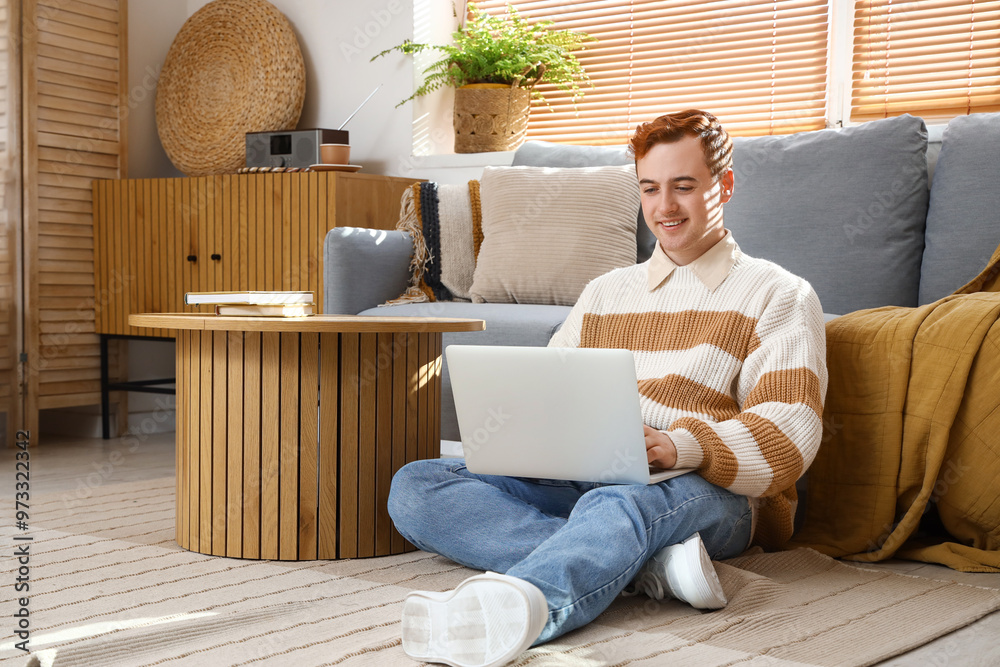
[3,477,1000,667]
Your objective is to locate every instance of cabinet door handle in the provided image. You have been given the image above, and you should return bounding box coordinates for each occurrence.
[187,255,197,262]
[211,253,221,261]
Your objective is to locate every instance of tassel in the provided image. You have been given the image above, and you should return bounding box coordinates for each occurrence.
[380,185,434,306]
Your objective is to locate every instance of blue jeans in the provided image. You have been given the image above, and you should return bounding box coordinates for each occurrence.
[387,458,753,644]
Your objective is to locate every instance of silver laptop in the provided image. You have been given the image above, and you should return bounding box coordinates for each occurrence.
[445,345,694,485]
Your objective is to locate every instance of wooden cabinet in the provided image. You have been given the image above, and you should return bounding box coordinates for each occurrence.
[92,172,420,339]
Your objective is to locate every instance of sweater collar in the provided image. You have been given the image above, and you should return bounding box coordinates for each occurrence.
[647,230,739,292]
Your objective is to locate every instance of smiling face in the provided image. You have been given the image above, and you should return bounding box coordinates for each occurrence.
[636,135,735,266]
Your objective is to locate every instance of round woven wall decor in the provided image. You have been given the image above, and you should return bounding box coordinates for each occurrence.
[155,0,306,176]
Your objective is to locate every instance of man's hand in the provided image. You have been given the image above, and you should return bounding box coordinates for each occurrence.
[644,425,677,469]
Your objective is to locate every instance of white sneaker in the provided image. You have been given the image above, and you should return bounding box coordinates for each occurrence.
[631,533,727,609]
[401,572,548,667]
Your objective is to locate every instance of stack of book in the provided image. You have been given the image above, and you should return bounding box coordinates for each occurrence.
[184,291,315,317]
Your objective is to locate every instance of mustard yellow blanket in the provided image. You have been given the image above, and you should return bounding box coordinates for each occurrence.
[789,245,1000,572]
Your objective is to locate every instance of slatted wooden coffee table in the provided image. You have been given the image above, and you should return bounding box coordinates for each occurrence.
[129,313,485,561]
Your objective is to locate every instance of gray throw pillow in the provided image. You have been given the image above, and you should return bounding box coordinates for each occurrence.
[724,114,929,315]
[511,140,657,263]
[919,113,1000,305]
[511,140,633,168]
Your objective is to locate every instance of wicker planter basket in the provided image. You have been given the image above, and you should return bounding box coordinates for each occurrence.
[453,83,531,153]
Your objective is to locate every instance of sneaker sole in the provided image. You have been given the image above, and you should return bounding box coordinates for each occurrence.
[402,573,547,667]
[669,534,727,609]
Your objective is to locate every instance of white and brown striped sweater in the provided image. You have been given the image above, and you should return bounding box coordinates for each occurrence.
[548,236,828,549]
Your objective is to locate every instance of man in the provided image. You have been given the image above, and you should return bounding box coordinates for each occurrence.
[388,110,828,667]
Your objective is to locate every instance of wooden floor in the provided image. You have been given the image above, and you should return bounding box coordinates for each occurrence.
[13,431,176,498]
[8,433,1000,666]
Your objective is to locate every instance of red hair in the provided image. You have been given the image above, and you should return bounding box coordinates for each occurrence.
[627,110,733,179]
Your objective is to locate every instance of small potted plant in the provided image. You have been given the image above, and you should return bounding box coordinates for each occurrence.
[373,3,595,153]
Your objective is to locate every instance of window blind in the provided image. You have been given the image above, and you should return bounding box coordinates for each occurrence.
[852,0,1000,121]
[475,0,830,143]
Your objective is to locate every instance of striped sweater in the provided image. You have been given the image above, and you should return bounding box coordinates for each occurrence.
[548,238,828,549]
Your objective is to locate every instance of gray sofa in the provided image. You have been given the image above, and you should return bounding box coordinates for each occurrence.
[324,112,1000,442]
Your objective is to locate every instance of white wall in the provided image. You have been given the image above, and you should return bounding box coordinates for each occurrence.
[183,0,417,176]
[128,0,496,182]
[128,0,510,182]
[127,1,187,178]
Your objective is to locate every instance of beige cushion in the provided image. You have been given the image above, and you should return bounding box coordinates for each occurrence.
[471,165,640,305]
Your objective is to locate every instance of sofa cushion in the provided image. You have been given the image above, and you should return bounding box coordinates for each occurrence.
[324,227,412,315]
[362,301,572,440]
[724,114,929,315]
[471,165,639,306]
[511,140,633,169]
[511,141,658,263]
[389,181,482,304]
[919,112,1000,305]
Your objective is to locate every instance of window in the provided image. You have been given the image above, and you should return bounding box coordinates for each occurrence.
[473,0,1000,143]
[851,0,1000,121]
[475,0,830,142]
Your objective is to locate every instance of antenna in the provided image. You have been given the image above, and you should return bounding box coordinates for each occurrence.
[338,85,382,131]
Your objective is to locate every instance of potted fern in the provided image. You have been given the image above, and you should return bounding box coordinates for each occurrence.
[373,3,594,153]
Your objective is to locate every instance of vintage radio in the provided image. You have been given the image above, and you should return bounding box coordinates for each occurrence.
[245,128,349,169]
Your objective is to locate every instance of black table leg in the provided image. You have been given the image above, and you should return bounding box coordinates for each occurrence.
[100,334,111,439]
